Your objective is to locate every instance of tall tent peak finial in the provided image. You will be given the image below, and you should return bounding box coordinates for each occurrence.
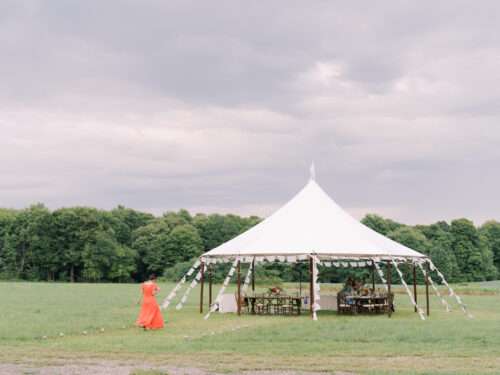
[309,162,316,181]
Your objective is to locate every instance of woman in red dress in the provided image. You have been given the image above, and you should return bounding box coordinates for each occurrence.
[136,274,164,330]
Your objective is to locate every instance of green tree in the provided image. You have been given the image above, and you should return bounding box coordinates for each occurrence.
[450,218,494,281]
[415,222,460,281]
[362,214,403,235]
[480,221,500,274]
[109,206,154,246]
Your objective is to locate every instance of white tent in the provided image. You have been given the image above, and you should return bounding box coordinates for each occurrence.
[162,167,471,321]
[203,176,425,260]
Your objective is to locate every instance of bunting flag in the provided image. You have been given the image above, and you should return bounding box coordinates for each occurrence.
[416,261,451,312]
[312,256,320,321]
[241,261,253,294]
[175,268,203,310]
[373,260,389,291]
[391,258,426,321]
[204,257,239,320]
[161,259,201,310]
[428,260,473,318]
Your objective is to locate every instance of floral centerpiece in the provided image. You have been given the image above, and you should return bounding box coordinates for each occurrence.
[268,286,283,295]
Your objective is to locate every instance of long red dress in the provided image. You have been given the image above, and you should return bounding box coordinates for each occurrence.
[136,282,164,329]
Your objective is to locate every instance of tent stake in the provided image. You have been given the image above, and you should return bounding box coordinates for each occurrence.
[199,262,205,314]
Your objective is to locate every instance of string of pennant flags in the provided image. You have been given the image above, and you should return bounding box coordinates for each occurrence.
[373,260,389,291]
[429,260,473,318]
[417,261,451,313]
[242,262,253,294]
[204,257,239,320]
[161,259,200,310]
[312,256,321,321]
[391,258,426,320]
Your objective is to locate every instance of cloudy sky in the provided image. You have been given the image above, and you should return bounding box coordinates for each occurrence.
[1,1,499,225]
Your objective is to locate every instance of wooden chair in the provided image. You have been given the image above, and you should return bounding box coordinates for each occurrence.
[234,293,249,313]
[280,297,292,315]
[255,296,269,315]
[337,294,355,314]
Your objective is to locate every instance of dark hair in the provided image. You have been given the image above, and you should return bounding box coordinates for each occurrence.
[149,274,157,281]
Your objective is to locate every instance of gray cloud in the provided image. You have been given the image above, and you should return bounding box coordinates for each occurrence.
[1,1,500,225]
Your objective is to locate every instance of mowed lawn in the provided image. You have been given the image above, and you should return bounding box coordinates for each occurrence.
[0,281,499,374]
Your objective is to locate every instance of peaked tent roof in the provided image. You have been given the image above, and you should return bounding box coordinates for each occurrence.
[203,177,426,259]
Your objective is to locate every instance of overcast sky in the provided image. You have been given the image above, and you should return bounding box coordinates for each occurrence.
[1,1,499,225]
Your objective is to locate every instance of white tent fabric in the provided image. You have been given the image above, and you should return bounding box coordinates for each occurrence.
[202,177,426,260]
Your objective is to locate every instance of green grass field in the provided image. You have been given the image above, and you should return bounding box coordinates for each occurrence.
[1,281,499,374]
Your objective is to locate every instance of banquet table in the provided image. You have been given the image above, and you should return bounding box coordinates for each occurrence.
[244,294,302,315]
[339,294,391,314]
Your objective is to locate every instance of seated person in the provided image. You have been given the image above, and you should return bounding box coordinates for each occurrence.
[353,278,367,294]
[340,277,355,295]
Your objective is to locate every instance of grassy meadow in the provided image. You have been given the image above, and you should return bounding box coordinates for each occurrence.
[0,281,499,374]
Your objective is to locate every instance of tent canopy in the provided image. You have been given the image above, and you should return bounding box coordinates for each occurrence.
[203,175,426,261]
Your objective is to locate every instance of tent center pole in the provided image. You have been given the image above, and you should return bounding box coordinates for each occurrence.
[413,262,417,313]
[309,257,314,317]
[387,261,392,318]
[371,260,375,291]
[237,260,241,316]
[208,263,212,309]
[199,261,205,314]
[251,258,255,292]
[425,261,430,316]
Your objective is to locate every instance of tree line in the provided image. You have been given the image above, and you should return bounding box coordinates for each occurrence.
[0,205,498,283]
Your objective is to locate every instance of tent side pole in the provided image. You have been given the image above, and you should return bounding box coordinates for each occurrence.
[413,262,417,313]
[237,260,241,316]
[425,260,430,316]
[309,257,314,317]
[387,261,392,318]
[199,262,205,314]
[251,257,255,292]
[208,263,212,309]
[392,258,426,320]
[371,260,375,291]
[416,261,451,312]
[204,258,239,320]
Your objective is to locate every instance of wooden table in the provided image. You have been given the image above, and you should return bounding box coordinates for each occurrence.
[338,294,391,314]
[244,295,302,315]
